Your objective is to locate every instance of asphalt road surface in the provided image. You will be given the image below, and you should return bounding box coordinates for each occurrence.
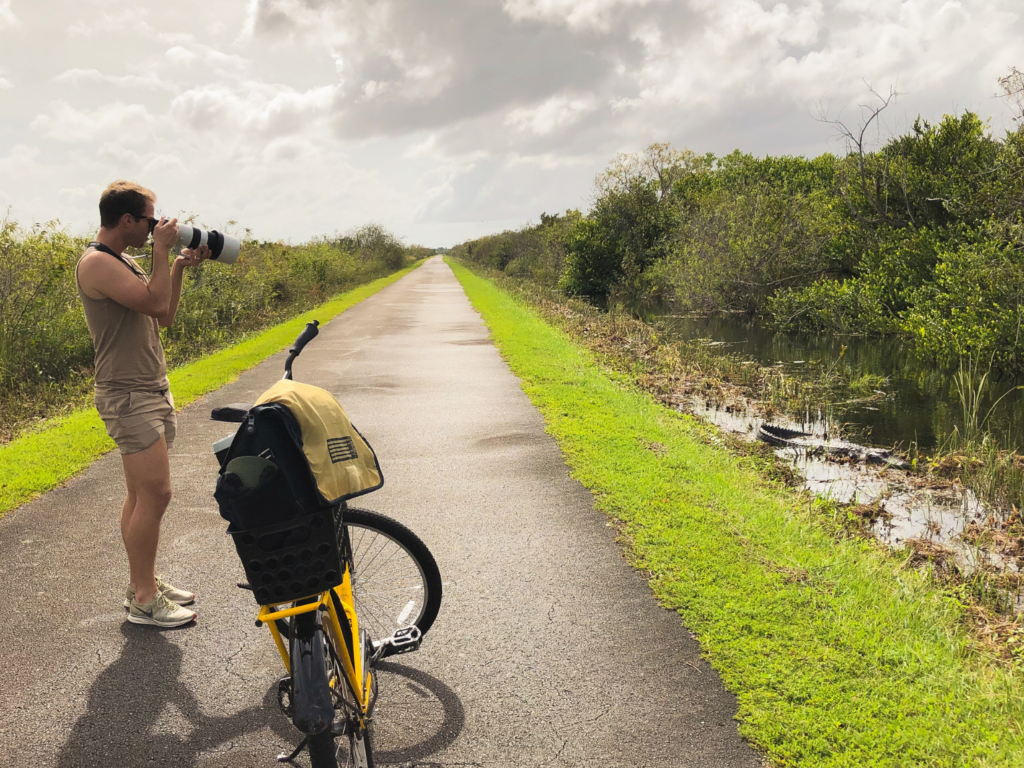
[0,257,762,767]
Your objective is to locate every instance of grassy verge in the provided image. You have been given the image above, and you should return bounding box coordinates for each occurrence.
[448,259,1024,767]
[0,262,422,520]
[453,265,1024,628]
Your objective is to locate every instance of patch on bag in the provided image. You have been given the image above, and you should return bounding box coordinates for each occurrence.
[327,436,358,463]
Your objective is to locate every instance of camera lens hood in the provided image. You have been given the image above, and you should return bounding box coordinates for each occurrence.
[176,224,241,264]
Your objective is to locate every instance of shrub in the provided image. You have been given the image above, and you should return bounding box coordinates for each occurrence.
[0,217,421,442]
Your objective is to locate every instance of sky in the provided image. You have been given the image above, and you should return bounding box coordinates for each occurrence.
[0,0,1021,248]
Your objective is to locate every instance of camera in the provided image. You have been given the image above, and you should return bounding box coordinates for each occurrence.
[176,224,241,264]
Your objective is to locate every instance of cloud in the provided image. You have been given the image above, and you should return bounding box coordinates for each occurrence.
[166,45,199,65]
[261,135,315,163]
[0,0,18,30]
[165,45,248,71]
[506,151,599,170]
[143,154,188,174]
[53,68,176,91]
[622,0,1020,118]
[505,94,597,135]
[29,101,160,143]
[502,0,659,31]
[239,0,335,39]
[240,0,618,139]
[171,81,339,135]
[219,0,1024,240]
[3,0,1024,247]
[0,145,40,174]
[67,13,153,38]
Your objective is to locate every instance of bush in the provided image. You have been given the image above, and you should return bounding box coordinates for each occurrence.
[451,89,1024,372]
[902,231,1024,370]
[0,219,93,387]
[0,217,422,442]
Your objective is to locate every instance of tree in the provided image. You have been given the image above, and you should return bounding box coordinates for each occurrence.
[998,66,1024,125]
[595,142,711,201]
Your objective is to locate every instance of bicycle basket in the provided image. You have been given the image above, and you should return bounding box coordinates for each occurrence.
[229,506,346,605]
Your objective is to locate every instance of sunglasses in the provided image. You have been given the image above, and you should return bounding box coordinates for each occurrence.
[132,214,161,234]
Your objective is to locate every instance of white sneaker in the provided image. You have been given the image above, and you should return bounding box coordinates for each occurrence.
[124,576,196,608]
[128,592,197,628]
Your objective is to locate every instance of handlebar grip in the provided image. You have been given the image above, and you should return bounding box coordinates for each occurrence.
[289,320,320,355]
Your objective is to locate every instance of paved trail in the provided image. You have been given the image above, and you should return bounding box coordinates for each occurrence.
[0,258,762,767]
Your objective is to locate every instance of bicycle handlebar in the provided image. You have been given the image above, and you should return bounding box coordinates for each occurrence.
[290,320,320,355]
[283,320,320,380]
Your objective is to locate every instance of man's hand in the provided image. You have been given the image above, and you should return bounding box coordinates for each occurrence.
[175,244,210,269]
[153,217,179,252]
[161,243,210,327]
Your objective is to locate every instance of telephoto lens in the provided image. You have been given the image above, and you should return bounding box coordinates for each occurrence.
[176,224,241,264]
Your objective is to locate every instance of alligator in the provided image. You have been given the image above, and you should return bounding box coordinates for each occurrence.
[756,423,910,469]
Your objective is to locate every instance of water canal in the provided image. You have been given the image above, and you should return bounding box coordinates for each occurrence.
[655,314,1024,593]
[657,314,1024,451]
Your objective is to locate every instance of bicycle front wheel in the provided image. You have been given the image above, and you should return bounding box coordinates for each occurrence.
[343,508,442,642]
[346,725,374,768]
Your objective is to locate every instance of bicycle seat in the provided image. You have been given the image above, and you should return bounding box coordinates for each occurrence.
[211,403,252,423]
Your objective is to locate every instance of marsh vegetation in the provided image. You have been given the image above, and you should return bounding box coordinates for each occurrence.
[451,75,1024,625]
[453,74,1024,519]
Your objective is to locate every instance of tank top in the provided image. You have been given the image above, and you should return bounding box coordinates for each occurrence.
[75,243,169,395]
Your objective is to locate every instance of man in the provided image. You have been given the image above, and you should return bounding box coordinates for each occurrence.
[76,180,209,628]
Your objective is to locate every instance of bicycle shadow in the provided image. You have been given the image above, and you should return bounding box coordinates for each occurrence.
[56,623,293,768]
[372,661,465,765]
[56,627,465,767]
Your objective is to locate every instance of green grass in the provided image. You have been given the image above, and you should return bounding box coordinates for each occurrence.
[0,263,422,519]
[448,259,1024,767]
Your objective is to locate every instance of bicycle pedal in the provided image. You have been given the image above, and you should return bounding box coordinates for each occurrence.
[384,626,422,655]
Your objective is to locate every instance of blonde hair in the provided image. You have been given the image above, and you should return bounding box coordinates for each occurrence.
[99,180,156,229]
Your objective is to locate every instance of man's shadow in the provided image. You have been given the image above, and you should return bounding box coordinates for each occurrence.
[57,626,464,767]
[56,624,291,768]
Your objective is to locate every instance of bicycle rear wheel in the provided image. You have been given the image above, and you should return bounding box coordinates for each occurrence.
[343,508,442,642]
[307,730,340,768]
[302,714,372,768]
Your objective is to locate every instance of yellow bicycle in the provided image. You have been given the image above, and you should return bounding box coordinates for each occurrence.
[212,321,442,767]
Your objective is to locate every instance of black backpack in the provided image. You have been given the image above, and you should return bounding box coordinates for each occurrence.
[214,404,325,531]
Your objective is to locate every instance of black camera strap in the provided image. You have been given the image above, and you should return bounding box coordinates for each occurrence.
[87,241,145,276]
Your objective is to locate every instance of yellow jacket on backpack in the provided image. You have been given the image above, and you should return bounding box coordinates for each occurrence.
[254,379,382,503]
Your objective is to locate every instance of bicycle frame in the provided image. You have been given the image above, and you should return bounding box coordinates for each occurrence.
[258,563,373,724]
[212,320,435,766]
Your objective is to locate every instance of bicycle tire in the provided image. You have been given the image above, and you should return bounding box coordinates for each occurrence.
[307,730,339,768]
[347,725,375,768]
[343,507,442,642]
[291,609,339,768]
[325,629,375,768]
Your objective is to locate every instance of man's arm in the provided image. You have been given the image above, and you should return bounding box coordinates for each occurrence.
[78,218,177,318]
[158,245,210,328]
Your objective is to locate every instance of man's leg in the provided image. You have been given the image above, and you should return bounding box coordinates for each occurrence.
[120,475,138,584]
[121,436,172,605]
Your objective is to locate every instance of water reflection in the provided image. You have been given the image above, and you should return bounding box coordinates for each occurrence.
[658,315,1024,450]
[695,402,999,574]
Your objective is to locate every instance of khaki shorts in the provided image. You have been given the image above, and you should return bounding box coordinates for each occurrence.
[96,389,177,455]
